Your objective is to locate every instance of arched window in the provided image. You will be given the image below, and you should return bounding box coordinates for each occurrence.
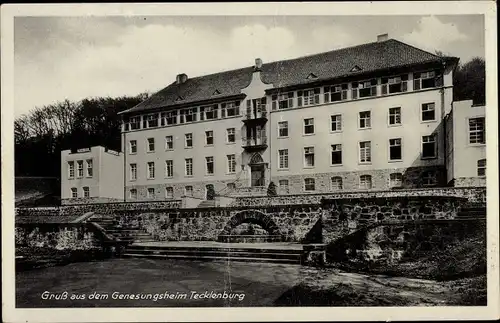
[359,175,372,189]
[389,173,403,188]
[477,159,486,177]
[331,177,343,190]
[249,153,264,164]
[71,187,78,198]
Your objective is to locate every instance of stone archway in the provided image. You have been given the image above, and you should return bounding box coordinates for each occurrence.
[218,210,283,242]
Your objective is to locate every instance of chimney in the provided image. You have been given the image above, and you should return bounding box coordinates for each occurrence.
[377,33,389,42]
[254,58,263,71]
[176,73,188,84]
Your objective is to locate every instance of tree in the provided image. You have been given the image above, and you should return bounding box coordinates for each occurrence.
[267,181,277,197]
[453,57,485,106]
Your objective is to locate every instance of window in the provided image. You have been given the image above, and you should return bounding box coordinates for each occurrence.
[221,101,240,117]
[352,79,377,99]
[304,178,315,191]
[226,128,235,143]
[278,149,289,169]
[77,160,84,178]
[129,140,137,154]
[381,75,408,94]
[469,117,485,144]
[331,115,342,132]
[68,161,75,179]
[389,138,402,161]
[304,118,315,134]
[200,104,218,120]
[298,88,320,107]
[278,121,289,137]
[359,141,371,163]
[71,187,77,198]
[331,144,342,165]
[185,186,193,196]
[279,180,289,194]
[165,187,174,199]
[227,154,236,174]
[161,110,177,126]
[477,159,486,176]
[226,183,236,190]
[324,84,348,103]
[359,175,372,189]
[130,163,137,181]
[83,187,90,198]
[129,189,137,200]
[185,133,193,148]
[185,158,193,176]
[389,107,401,125]
[414,71,440,90]
[144,114,159,128]
[147,138,155,152]
[271,92,294,110]
[304,147,315,167]
[359,111,371,129]
[205,131,214,145]
[421,103,436,121]
[147,162,155,179]
[165,160,173,178]
[390,173,403,188]
[422,171,437,186]
[165,136,173,150]
[128,116,141,130]
[147,188,155,199]
[206,156,214,175]
[331,177,343,190]
[86,159,93,177]
[179,107,197,123]
[422,135,437,159]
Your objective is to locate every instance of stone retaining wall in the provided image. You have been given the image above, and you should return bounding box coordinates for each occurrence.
[230,187,486,207]
[15,223,100,250]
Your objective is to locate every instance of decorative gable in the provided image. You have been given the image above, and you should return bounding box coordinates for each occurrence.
[306,73,318,80]
[212,89,221,95]
[350,65,362,72]
[175,96,184,101]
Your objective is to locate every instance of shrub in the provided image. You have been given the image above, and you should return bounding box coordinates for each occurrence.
[206,185,216,200]
[267,181,277,197]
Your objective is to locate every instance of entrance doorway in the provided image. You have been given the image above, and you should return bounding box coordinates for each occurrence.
[250,165,265,187]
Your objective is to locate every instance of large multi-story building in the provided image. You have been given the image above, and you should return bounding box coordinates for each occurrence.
[60,34,486,204]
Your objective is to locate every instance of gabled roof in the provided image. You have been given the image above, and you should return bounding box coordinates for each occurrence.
[121,39,458,115]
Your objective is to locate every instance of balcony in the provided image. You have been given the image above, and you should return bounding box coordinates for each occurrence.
[242,136,268,150]
[243,110,268,123]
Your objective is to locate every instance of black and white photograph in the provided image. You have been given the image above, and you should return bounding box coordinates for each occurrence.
[1,2,498,322]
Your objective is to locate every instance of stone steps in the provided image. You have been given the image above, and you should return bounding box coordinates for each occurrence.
[122,245,303,264]
[121,253,301,264]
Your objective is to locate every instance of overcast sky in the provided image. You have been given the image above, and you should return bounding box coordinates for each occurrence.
[14,15,484,117]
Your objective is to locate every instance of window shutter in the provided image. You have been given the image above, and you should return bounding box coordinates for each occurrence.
[381,84,387,95]
[414,79,421,90]
[272,94,277,111]
[297,91,303,107]
[221,106,226,118]
[435,74,443,87]
[314,88,320,104]
[213,105,218,118]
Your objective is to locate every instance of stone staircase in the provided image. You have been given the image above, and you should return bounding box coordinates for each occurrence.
[456,204,486,219]
[89,214,155,244]
[121,244,303,264]
[197,200,216,208]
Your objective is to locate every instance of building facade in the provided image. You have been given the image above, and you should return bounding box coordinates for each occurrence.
[62,34,488,204]
[61,146,124,204]
[445,100,486,187]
